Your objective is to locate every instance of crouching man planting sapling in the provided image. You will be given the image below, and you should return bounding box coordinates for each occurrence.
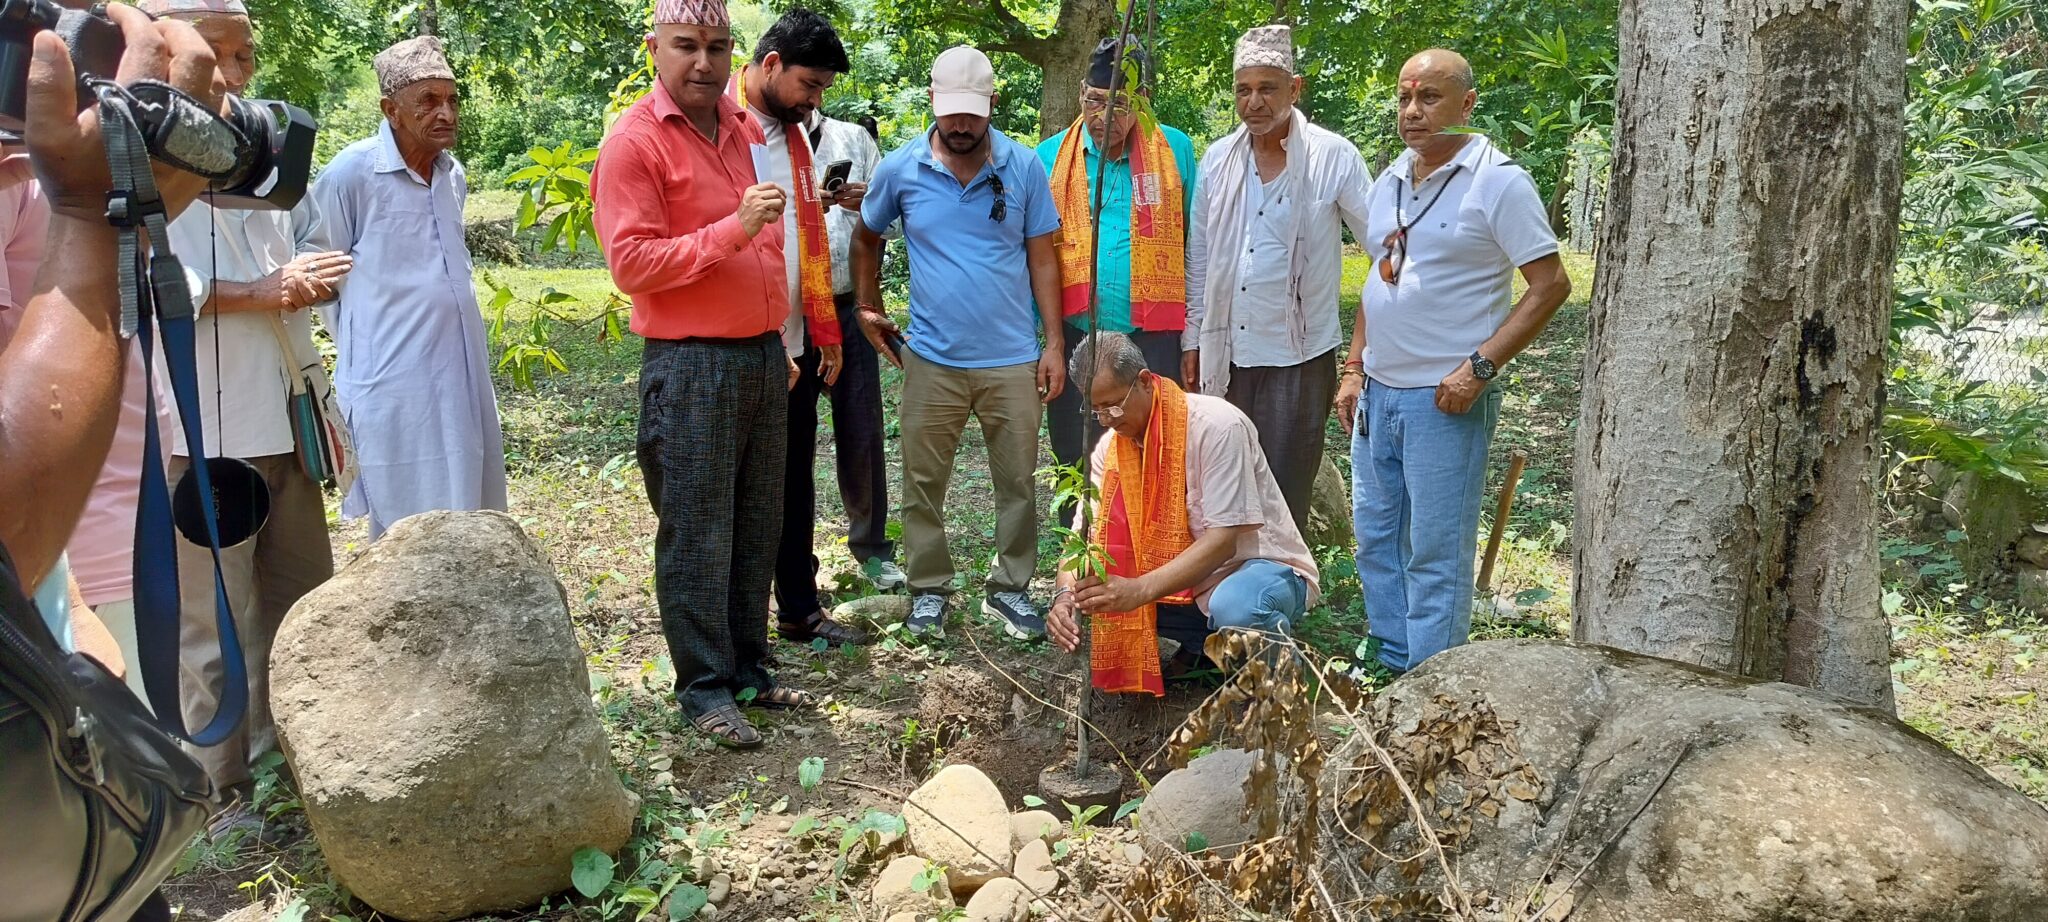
[1047,332,1320,693]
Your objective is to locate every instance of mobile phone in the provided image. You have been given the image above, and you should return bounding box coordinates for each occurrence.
[821,159,853,193]
[883,328,907,363]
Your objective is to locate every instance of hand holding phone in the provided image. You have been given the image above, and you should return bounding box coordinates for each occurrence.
[820,159,853,194]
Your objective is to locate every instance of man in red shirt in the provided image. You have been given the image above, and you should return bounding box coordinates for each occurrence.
[593,0,812,750]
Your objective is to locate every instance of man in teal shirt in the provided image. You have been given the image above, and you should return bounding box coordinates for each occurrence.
[1038,36,1198,471]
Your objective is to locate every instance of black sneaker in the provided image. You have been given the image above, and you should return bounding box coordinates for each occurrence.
[982,590,1045,640]
[906,593,947,638]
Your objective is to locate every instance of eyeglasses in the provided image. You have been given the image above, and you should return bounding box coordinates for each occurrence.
[1080,93,1136,114]
[1378,229,1407,284]
[1091,378,1141,424]
[988,169,1007,223]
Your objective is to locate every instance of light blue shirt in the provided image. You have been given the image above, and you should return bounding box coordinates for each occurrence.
[1033,124,1197,333]
[861,128,1062,369]
[311,122,507,539]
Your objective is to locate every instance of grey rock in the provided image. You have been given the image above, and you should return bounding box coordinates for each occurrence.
[1009,810,1064,852]
[1304,456,1353,550]
[1138,749,1267,856]
[834,593,912,627]
[272,512,636,922]
[706,873,731,905]
[1317,640,2048,921]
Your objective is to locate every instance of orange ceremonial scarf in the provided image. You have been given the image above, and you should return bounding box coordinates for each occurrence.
[731,68,839,346]
[1090,377,1195,697]
[1050,116,1186,328]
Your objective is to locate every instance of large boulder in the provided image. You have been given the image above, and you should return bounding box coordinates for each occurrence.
[1318,640,2048,921]
[904,765,1012,896]
[272,511,637,921]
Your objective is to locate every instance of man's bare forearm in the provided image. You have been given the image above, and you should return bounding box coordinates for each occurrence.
[0,216,129,585]
[852,227,884,309]
[1026,234,1063,350]
[1133,526,1249,606]
[1478,254,1571,366]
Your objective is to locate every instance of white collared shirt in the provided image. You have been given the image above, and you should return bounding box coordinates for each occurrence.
[1187,116,1371,367]
[1360,135,1559,388]
[811,113,882,295]
[163,196,333,458]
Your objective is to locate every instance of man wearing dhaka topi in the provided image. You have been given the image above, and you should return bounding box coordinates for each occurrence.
[593,0,816,750]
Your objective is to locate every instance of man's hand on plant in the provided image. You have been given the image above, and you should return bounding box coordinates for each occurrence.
[1048,592,1083,654]
[1076,573,1149,616]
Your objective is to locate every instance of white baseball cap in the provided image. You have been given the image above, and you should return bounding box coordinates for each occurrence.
[930,45,995,118]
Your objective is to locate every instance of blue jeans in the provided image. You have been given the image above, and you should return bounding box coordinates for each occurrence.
[1157,559,1308,654]
[1351,381,1501,672]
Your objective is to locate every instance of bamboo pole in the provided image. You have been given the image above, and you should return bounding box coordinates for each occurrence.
[1075,0,1149,780]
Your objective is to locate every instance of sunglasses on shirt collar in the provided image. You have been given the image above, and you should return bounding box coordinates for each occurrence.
[988,169,1007,223]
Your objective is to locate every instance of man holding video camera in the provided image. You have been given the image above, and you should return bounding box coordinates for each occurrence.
[0,5,253,919]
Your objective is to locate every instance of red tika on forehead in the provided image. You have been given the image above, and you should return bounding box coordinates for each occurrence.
[654,0,730,26]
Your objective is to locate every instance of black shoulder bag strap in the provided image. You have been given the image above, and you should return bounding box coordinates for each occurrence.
[95,83,249,746]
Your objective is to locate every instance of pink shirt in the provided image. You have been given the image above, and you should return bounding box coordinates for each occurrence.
[0,182,164,605]
[1088,391,1321,611]
[593,88,788,341]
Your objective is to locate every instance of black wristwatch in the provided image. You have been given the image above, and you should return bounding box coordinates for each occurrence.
[1469,351,1498,381]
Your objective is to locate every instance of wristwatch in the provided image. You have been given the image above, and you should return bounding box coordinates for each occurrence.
[1469,351,1498,381]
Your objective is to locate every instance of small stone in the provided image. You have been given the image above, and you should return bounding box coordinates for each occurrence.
[697,906,717,922]
[871,856,955,916]
[963,878,1030,922]
[1013,839,1058,895]
[1009,811,1064,852]
[688,853,718,883]
[706,873,731,905]
[1120,843,1145,866]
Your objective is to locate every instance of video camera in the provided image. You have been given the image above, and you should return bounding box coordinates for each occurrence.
[0,0,317,210]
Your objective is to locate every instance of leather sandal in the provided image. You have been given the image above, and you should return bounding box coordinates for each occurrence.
[689,702,763,750]
[750,685,821,711]
[777,610,875,647]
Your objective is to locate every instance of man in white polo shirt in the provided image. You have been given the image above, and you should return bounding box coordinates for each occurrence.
[1339,48,1571,674]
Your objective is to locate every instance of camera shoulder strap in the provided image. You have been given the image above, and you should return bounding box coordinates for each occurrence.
[94,83,249,747]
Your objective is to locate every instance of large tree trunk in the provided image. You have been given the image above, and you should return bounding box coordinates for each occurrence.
[1028,0,1115,139]
[1572,0,1907,710]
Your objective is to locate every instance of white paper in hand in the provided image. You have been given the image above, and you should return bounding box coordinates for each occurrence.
[749,144,774,185]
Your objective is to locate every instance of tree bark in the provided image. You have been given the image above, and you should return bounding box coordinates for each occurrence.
[1031,0,1115,138]
[419,0,439,36]
[1572,0,1907,710]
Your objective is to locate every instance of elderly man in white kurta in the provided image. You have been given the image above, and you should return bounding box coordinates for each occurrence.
[311,36,506,539]
[1185,25,1371,535]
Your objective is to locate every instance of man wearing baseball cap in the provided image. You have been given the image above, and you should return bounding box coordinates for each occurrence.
[851,45,1065,641]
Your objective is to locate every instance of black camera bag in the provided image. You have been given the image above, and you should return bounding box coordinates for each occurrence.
[0,543,212,922]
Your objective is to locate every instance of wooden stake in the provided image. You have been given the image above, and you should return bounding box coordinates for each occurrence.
[1476,450,1528,597]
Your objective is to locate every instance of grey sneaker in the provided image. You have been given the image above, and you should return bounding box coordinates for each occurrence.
[982,591,1045,640]
[865,558,908,591]
[906,593,947,637]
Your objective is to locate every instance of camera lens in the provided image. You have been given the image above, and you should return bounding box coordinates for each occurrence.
[0,0,62,133]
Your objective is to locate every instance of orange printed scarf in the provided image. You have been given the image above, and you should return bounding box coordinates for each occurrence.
[1090,376,1194,696]
[1050,116,1186,330]
[731,68,839,346]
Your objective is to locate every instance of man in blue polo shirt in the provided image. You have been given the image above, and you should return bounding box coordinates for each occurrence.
[852,44,1065,641]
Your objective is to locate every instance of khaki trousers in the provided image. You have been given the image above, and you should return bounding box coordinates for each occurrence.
[169,452,334,792]
[899,350,1041,595]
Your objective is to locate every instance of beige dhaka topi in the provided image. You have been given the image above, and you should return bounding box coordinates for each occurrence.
[1234,24,1294,74]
